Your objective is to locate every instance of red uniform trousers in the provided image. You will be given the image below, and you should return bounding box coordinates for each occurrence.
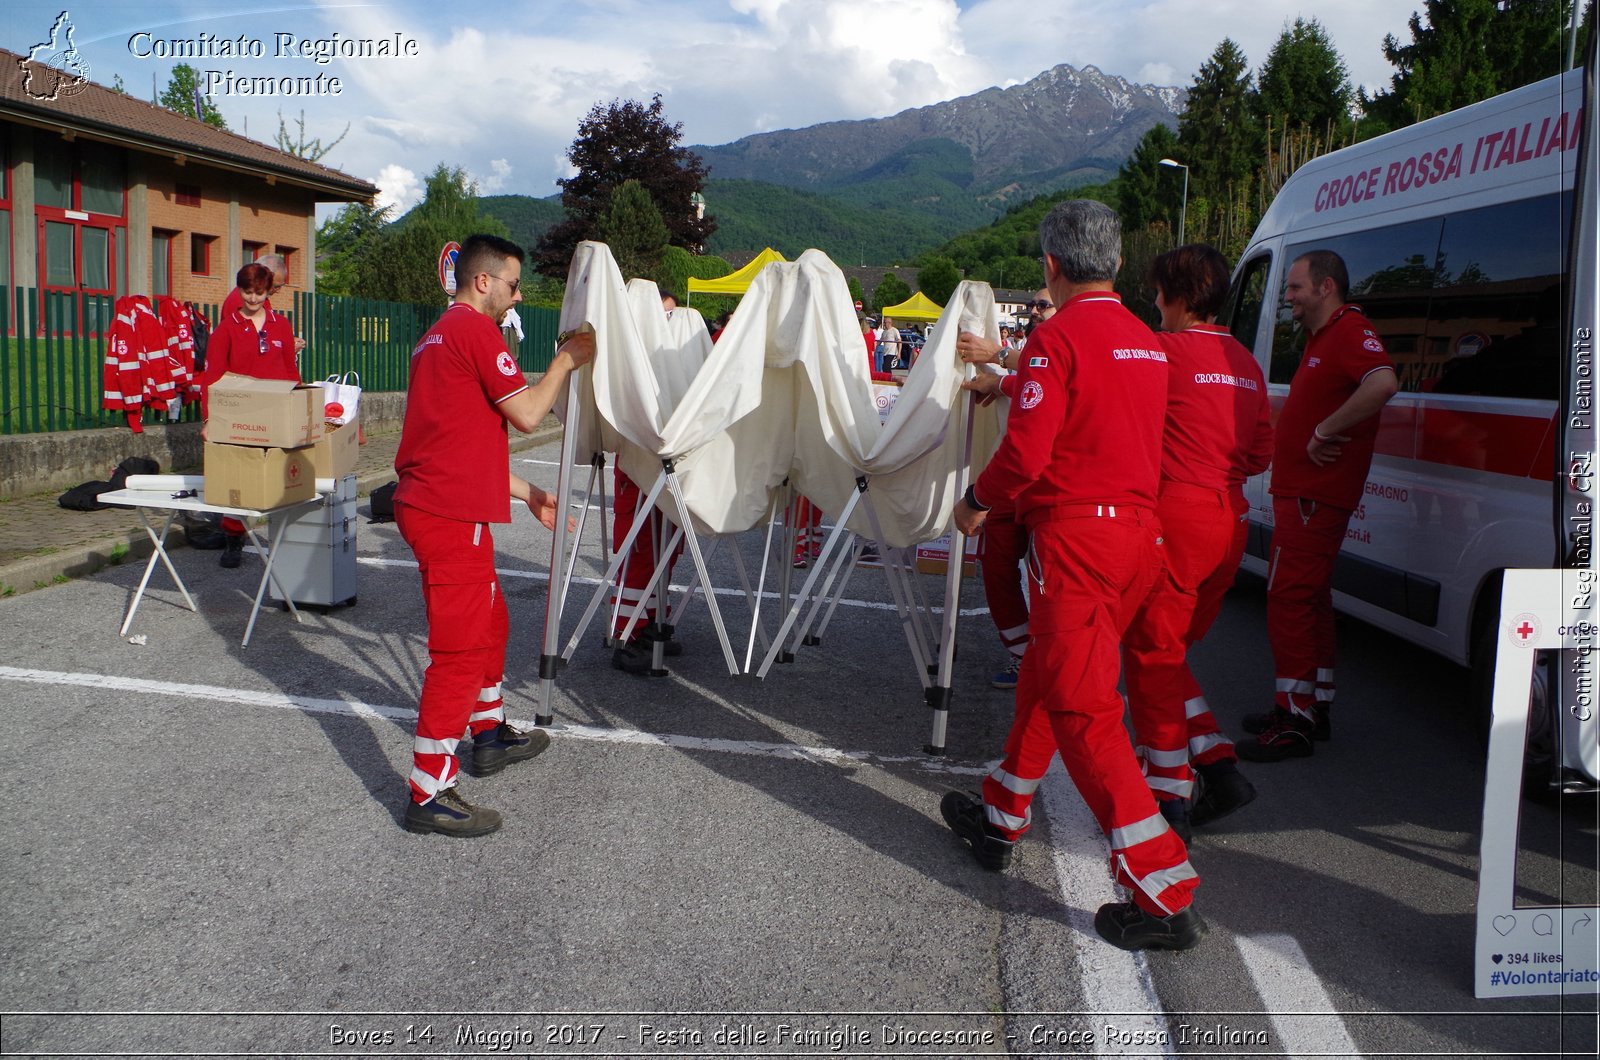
[396,502,509,804]
[979,505,1030,660]
[611,468,681,640]
[980,508,1200,915]
[1267,495,1351,719]
[790,496,823,563]
[1122,483,1245,801]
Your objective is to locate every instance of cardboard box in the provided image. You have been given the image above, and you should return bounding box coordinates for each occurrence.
[206,374,324,449]
[204,441,316,510]
[308,416,358,478]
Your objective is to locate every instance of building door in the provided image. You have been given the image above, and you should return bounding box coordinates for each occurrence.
[38,217,116,335]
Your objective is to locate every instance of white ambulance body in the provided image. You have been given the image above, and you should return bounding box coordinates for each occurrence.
[1221,66,1596,788]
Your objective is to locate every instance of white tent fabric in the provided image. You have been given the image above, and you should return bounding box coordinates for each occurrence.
[556,242,1004,550]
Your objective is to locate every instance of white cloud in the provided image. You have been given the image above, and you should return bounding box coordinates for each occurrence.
[477,159,512,194]
[373,164,422,213]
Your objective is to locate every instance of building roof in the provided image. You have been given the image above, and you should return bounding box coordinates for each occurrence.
[1,48,377,201]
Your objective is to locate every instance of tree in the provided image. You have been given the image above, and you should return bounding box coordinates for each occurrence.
[315,200,391,296]
[535,94,715,277]
[917,256,961,306]
[847,276,864,308]
[1116,124,1182,232]
[276,109,348,162]
[158,63,226,129]
[872,274,911,313]
[1362,0,1577,130]
[988,255,1042,293]
[598,179,670,283]
[1255,18,1354,133]
[1175,39,1259,205]
[355,165,509,305]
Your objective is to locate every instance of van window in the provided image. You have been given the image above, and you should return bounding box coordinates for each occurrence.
[1425,193,1566,400]
[1276,218,1443,386]
[1272,193,1568,398]
[1221,253,1271,357]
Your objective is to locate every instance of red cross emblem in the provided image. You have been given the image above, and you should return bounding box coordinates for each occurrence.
[1507,613,1541,648]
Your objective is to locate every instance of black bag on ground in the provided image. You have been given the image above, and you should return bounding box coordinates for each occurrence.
[108,456,160,491]
[58,481,114,511]
[368,481,397,523]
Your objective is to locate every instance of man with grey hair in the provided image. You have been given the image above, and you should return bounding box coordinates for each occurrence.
[941,199,1205,951]
[222,253,306,355]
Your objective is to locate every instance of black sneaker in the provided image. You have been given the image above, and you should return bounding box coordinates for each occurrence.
[471,722,550,777]
[1243,703,1330,740]
[1191,766,1257,826]
[1157,797,1192,844]
[1094,901,1208,951]
[403,787,502,838]
[219,533,244,569]
[940,790,1016,871]
[1236,709,1316,762]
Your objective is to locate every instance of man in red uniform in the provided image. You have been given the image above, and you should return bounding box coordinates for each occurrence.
[394,234,595,837]
[942,200,1205,952]
[1239,249,1397,761]
[1121,245,1273,838]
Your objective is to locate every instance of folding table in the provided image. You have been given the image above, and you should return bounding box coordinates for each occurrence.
[98,489,324,647]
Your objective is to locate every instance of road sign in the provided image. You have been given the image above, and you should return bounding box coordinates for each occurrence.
[439,241,460,295]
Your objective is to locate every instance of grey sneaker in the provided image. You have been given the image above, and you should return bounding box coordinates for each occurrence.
[403,787,502,838]
[471,722,550,777]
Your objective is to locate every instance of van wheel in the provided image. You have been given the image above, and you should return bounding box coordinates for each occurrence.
[1471,602,1559,800]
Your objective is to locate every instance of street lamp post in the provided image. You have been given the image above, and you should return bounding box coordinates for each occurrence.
[1158,157,1189,245]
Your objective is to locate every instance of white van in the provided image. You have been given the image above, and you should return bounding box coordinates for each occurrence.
[1220,62,1597,792]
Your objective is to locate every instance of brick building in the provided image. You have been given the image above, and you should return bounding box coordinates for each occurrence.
[0,48,375,323]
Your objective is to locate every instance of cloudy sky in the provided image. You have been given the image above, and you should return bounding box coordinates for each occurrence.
[24,1,1420,213]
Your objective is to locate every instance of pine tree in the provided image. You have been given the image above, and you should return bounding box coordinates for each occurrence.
[535,94,715,277]
[1255,18,1354,134]
[315,201,391,297]
[1362,0,1578,131]
[1116,124,1182,232]
[598,180,670,283]
[1175,39,1260,206]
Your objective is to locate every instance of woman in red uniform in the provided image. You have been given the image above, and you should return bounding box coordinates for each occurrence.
[199,262,302,567]
[1122,245,1273,837]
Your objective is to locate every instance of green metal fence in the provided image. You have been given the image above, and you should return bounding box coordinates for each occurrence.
[0,286,559,436]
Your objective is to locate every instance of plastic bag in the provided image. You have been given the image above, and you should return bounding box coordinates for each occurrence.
[322,372,361,426]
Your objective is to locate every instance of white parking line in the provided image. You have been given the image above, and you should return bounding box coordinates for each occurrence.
[357,555,994,616]
[1236,933,1364,1058]
[0,665,986,778]
[1039,766,1175,1056]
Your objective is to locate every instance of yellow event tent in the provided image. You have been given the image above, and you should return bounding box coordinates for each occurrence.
[686,247,787,300]
[879,291,944,323]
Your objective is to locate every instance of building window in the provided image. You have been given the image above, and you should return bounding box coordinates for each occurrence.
[274,245,296,284]
[33,138,125,216]
[175,183,201,207]
[191,234,215,275]
[242,240,266,264]
[152,230,175,296]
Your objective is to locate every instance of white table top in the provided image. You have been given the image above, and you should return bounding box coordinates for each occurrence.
[98,489,324,520]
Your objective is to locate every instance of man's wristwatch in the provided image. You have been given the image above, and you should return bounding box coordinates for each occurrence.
[997,347,1010,370]
[556,328,582,347]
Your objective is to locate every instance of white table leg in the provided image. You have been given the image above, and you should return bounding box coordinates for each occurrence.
[242,514,302,647]
[118,509,194,636]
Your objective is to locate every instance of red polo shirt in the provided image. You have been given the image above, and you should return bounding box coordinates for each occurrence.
[198,308,299,418]
[974,291,1169,524]
[1271,304,1394,510]
[1157,324,1273,491]
[394,302,529,524]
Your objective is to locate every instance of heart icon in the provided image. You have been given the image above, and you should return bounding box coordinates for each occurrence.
[1493,915,1516,936]
[1492,954,1503,964]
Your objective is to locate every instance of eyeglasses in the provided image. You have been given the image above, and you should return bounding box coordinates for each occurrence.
[1030,300,1053,310]
[257,328,268,355]
[485,273,521,295]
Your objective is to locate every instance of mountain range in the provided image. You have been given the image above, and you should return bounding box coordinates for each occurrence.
[480,63,1184,265]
